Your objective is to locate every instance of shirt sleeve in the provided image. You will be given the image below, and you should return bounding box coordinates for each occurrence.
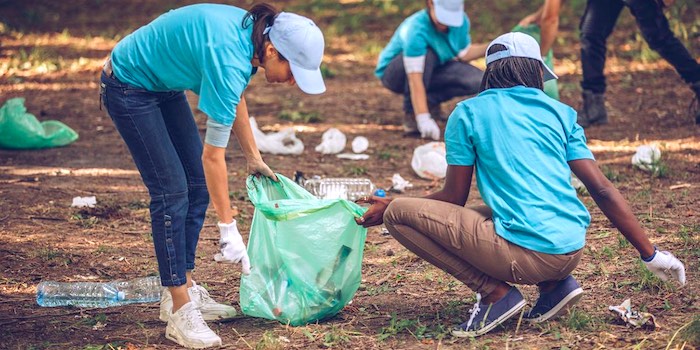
[403,55,426,74]
[566,113,595,161]
[403,28,429,58]
[198,63,249,127]
[204,118,232,148]
[444,105,476,166]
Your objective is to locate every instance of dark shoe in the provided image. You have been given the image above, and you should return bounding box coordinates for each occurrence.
[403,111,419,135]
[524,275,584,323]
[451,287,526,337]
[579,90,608,128]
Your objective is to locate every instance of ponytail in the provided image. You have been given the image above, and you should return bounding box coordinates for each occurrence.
[243,3,279,63]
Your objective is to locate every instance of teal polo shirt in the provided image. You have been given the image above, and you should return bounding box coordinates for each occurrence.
[375,9,471,78]
[444,86,594,254]
[110,4,254,127]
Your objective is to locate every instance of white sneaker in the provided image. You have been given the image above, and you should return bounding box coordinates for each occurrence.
[165,302,222,349]
[160,282,237,322]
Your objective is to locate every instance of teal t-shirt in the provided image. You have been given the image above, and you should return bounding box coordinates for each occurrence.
[444,86,594,254]
[375,9,471,78]
[111,4,255,126]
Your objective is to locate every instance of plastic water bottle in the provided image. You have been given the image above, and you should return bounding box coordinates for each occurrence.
[37,276,162,308]
[302,178,375,201]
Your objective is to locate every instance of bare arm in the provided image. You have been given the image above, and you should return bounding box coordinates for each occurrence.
[407,72,429,115]
[569,159,655,258]
[202,144,233,224]
[538,0,561,55]
[458,43,488,63]
[231,96,277,181]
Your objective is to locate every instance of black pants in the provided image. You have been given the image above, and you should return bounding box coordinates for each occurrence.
[380,49,483,114]
[580,0,699,93]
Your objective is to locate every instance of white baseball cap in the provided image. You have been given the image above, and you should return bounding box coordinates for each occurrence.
[485,32,558,81]
[268,12,326,94]
[433,0,464,27]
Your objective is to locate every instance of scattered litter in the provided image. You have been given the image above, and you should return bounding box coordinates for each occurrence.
[669,183,691,190]
[571,175,585,190]
[71,196,96,208]
[351,136,369,153]
[608,299,658,329]
[337,153,369,160]
[631,144,661,172]
[250,117,304,155]
[411,142,447,179]
[0,97,79,149]
[315,128,346,154]
[390,173,413,193]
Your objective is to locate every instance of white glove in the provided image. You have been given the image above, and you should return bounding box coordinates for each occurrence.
[643,249,686,285]
[416,113,440,140]
[214,220,251,274]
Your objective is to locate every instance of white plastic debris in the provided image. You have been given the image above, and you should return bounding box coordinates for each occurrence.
[71,196,96,208]
[351,136,369,153]
[608,299,657,329]
[315,128,346,154]
[631,144,661,172]
[411,142,447,179]
[390,173,413,193]
[337,153,370,160]
[250,117,304,155]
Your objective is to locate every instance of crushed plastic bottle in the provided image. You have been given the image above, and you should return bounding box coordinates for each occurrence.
[302,178,375,201]
[37,276,162,308]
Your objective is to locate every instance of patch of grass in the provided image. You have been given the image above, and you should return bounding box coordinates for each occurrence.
[378,315,417,341]
[677,224,698,247]
[600,165,623,182]
[33,248,62,262]
[562,308,594,331]
[633,259,665,292]
[679,315,700,347]
[320,63,337,79]
[322,325,356,347]
[617,235,631,249]
[278,110,323,123]
[345,165,368,176]
[255,330,283,350]
[71,213,99,228]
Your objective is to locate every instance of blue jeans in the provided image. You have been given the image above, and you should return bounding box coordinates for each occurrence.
[100,71,209,287]
[580,0,699,93]
[380,49,483,114]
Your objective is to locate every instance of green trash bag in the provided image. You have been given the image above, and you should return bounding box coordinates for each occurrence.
[0,97,78,149]
[512,24,559,100]
[240,174,368,326]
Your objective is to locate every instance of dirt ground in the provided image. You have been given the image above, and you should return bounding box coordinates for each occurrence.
[1,1,699,349]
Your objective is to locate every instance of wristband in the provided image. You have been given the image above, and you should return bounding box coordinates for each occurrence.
[641,246,658,262]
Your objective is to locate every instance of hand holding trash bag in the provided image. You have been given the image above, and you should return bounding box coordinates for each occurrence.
[643,248,686,285]
[247,157,278,182]
[355,196,393,228]
[214,221,251,274]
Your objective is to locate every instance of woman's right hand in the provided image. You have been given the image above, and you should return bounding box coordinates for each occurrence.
[246,157,278,181]
[355,196,393,228]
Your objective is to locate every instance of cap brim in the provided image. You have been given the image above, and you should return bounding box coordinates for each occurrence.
[435,6,463,27]
[290,62,326,94]
[542,63,558,81]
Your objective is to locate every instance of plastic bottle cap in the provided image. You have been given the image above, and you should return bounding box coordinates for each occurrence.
[374,189,386,197]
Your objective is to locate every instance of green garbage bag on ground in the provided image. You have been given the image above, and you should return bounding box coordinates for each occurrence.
[240,174,368,326]
[0,97,78,149]
[512,24,560,100]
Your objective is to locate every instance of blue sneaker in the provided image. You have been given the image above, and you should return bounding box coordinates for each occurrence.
[451,287,526,337]
[524,275,584,323]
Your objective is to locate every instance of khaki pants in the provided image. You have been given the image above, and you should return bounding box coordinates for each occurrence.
[383,198,583,295]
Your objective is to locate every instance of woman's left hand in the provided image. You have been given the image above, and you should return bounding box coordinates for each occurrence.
[355,196,393,228]
[247,157,278,181]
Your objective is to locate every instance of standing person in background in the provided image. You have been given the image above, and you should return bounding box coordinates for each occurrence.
[579,0,700,127]
[100,3,326,348]
[375,0,487,140]
[356,32,686,337]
